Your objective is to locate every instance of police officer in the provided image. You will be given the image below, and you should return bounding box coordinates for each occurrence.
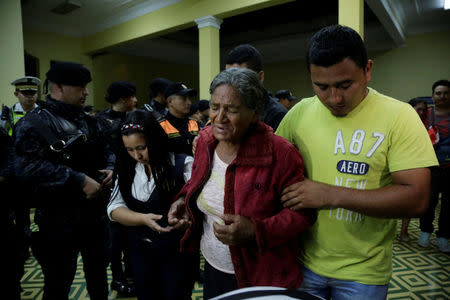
[1,126,23,300]
[97,81,137,153]
[1,76,41,136]
[159,82,199,156]
[1,76,41,289]
[13,61,114,300]
[143,77,172,117]
[96,81,136,296]
[274,89,297,110]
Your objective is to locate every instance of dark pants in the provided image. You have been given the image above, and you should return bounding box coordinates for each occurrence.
[127,234,198,300]
[420,167,450,238]
[203,260,238,300]
[6,228,24,300]
[108,221,132,281]
[32,222,109,300]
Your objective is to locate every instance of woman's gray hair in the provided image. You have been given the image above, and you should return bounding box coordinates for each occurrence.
[209,67,265,111]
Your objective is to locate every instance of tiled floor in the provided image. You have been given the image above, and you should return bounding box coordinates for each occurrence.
[20,214,449,299]
[387,216,449,299]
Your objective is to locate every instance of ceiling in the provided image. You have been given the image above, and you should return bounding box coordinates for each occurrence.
[21,0,450,65]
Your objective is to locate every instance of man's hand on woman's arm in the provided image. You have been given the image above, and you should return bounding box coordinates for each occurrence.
[281,168,430,218]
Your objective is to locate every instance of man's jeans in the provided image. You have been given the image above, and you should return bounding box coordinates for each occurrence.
[298,267,389,300]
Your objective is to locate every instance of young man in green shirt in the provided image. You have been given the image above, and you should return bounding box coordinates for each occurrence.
[276,25,438,299]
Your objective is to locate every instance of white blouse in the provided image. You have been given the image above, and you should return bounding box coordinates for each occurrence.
[107,153,194,220]
[197,150,234,274]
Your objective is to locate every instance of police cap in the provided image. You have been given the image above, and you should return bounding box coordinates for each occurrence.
[11,76,41,91]
[46,61,92,86]
[105,81,136,103]
[275,89,296,101]
[165,82,197,99]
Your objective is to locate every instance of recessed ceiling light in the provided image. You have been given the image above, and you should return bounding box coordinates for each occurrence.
[51,0,82,15]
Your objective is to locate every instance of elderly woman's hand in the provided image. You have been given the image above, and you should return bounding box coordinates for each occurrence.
[168,197,191,230]
[213,214,255,246]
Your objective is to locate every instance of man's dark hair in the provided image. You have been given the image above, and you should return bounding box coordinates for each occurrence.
[408,97,427,108]
[432,79,450,94]
[149,78,172,99]
[306,25,368,72]
[226,44,263,72]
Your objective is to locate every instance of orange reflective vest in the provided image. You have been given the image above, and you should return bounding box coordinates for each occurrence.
[159,119,199,139]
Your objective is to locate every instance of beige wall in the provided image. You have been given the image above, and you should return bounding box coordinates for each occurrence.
[0,0,25,106]
[23,28,199,110]
[264,59,313,101]
[370,31,450,101]
[22,28,448,108]
[264,30,450,103]
[23,28,95,105]
[92,53,199,110]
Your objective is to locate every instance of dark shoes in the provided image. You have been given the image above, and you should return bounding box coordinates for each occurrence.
[111,280,136,297]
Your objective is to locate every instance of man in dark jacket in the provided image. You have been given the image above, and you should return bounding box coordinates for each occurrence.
[13,61,115,300]
[142,77,172,117]
[97,80,137,153]
[96,81,136,296]
[225,44,287,131]
[1,127,23,300]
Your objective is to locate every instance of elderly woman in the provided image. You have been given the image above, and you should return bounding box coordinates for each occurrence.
[168,67,316,299]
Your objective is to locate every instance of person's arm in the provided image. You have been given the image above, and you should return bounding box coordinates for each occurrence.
[279,101,436,218]
[214,140,316,250]
[111,206,171,233]
[281,167,430,218]
[108,177,172,232]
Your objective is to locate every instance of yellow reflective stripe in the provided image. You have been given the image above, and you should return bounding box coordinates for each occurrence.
[167,132,181,138]
[7,110,25,136]
[12,111,24,124]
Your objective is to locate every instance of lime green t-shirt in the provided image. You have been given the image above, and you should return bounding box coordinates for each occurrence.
[276,88,438,285]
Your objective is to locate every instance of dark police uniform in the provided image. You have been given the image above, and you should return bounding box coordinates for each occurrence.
[1,77,42,299]
[142,77,172,117]
[261,90,287,131]
[13,62,114,300]
[96,81,136,296]
[97,80,137,154]
[1,127,23,300]
[160,112,199,156]
[97,108,127,153]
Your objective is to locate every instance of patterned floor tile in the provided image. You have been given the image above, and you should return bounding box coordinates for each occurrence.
[20,208,449,299]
